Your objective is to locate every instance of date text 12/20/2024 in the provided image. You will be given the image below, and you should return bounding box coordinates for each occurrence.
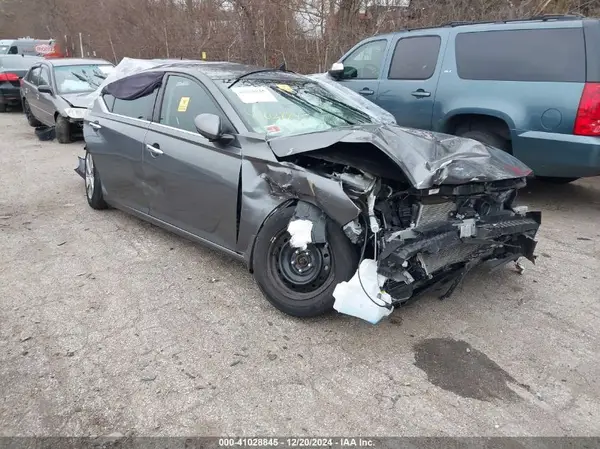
[218,438,376,447]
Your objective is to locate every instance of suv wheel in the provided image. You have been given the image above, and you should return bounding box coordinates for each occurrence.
[456,128,507,151]
[56,115,72,144]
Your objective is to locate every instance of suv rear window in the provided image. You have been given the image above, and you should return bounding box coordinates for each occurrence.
[455,28,585,82]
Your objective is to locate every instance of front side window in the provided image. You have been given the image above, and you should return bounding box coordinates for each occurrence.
[220,78,373,137]
[54,64,115,94]
[112,89,158,120]
[342,40,388,79]
[28,67,41,86]
[8,46,18,54]
[455,28,585,82]
[159,75,223,133]
[38,66,51,86]
[388,35,441,80]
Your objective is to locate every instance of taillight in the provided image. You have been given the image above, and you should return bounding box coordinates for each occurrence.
[574,83,600,136]
[0,72,19,82]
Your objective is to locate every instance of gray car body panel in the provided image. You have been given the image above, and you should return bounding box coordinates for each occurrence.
[83,64,535,271]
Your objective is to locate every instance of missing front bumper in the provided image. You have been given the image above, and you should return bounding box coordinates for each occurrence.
[377,212,541,303]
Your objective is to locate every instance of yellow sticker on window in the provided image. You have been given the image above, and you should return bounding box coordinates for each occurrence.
[276,84,293,93]
[178,97,190,112]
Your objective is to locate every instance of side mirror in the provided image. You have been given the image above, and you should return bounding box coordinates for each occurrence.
[38,85,53,95]
[328,62,345,79]
[194,113,233,143]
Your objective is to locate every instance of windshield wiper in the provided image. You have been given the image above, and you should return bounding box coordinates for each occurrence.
[272,85,354,125]
[228,68,296,89]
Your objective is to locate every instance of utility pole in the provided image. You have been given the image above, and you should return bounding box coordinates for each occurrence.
[79,32,84,58]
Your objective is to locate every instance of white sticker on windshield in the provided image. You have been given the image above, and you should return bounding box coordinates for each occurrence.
[232,86,277,104]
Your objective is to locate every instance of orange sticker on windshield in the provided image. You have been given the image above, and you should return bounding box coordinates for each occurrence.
[266,125,281,134]
[178,97,190,112]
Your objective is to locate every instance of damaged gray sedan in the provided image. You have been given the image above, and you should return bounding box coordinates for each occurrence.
[79,61,541,323]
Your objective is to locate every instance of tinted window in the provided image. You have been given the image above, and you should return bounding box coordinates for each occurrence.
[455,28,585,82]
[342,40,388,79]
[159,75,222,133]
[388,36,441,80]
[39,66,51,86]
[112,89,158,120]
[8,46,18,55]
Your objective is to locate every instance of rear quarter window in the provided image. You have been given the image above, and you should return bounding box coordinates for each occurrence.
[455,28,586,82]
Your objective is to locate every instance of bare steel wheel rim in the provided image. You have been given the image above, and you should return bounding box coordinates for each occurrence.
[85,152,94,199]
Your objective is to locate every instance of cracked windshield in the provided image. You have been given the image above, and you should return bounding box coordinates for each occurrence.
[224,79,372,137]
[55,64,114,94]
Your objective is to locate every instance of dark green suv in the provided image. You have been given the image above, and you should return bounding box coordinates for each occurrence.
[330,15,600,183]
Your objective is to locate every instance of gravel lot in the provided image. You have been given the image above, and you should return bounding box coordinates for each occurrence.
[1,111,599,437]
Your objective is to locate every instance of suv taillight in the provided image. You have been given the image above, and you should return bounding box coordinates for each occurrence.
[574,83,600,136]
[0,72,19,82]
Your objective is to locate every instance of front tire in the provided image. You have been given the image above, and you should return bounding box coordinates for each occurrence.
[252,205,358,317]
[85,150,108,210]
[56,115,72,144]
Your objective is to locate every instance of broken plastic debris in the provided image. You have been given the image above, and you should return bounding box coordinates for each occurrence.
[333,259,393,324]
[287,219,313,250]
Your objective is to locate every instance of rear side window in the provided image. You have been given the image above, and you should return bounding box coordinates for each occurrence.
[388,35,441,80]
[112,89,158,120]
[455,28,585,82]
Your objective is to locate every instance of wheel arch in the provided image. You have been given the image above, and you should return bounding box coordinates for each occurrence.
[441,110,514,141]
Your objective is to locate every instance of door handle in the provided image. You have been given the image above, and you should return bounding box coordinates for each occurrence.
[146,144,164,157]
[89,121,101,130]
[411,89,431,98]
[358,88,374,96]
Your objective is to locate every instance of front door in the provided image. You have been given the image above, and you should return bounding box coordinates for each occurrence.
[143,74,242,251]
[337,39,389,101]
[35,65,55,125]
[376,35,443,130]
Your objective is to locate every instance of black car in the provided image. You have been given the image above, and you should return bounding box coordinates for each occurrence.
[21,58,114,143]
[0,55,41,112]
[78,61,541,321]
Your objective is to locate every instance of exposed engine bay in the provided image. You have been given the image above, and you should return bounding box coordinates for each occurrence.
[286,151,541,322]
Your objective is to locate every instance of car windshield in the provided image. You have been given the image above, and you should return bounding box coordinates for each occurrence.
[54,64,115,94]
[220,78,373,137]
[0,46,10,54]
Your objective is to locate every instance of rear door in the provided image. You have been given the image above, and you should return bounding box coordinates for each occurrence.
[85,90,158,213]
[143,73,242,250]
[376,34,444,129]
[337,38,390,99]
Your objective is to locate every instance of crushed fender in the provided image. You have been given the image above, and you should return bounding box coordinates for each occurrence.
[333,259,394,325]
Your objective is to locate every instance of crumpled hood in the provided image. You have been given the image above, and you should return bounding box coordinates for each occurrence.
[61,92,95,108]
[267,124,533,189]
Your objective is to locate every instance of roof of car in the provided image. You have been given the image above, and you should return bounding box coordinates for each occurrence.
[152,60,306,82]
[44,58,113,67]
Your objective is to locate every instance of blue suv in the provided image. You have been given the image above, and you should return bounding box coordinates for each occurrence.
[329,15,600,183]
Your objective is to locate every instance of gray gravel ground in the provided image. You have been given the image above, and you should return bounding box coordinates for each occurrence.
[1,112,599,437]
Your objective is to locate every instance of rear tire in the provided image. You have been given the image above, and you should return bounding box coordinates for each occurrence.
[456,127,508,151]
[85,150,108,210]
[56,115,72,144]
[252,205,358,318]
[537,176,579,184]
[23,99,42,127]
